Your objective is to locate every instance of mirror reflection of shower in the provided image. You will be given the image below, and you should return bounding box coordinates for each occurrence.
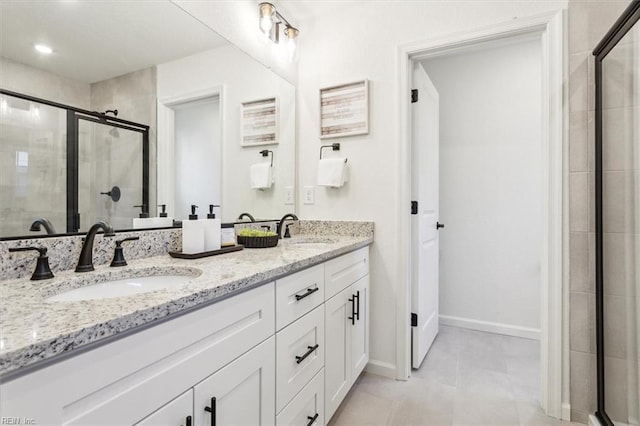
[98,109,120,138]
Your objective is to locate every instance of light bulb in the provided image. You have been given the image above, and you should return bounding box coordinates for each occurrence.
[284,27,299,63]
[260,16,273,34]
[259,3,275,36]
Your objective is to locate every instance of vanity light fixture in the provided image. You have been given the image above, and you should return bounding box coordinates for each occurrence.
[34,43,53,54]
[258,2,299,62]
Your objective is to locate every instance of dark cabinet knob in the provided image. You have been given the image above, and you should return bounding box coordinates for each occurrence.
[436,222,445,229]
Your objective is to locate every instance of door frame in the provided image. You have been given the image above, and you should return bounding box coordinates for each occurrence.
[157,86,224,218]
[396,10,568,420]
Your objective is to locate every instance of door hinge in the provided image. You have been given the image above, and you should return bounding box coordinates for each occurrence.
[411,89,418,103]
[411,200,418,215]
[411,313,417,327]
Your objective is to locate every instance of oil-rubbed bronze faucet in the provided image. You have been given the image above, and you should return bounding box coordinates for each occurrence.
[29,218,56,235]
[237,212,256,222]
[277,214,298,239]
[76,221,115,272]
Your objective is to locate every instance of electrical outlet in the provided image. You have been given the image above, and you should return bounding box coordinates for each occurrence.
[284,186,294,205]
[303,186,314,204]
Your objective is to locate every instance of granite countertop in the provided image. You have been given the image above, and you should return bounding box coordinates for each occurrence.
[0,234,373,378]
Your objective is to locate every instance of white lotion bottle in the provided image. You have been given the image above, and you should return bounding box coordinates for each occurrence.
[202,204,221,251]
[182,204,204,254]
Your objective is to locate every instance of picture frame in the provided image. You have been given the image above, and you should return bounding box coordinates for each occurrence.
[241,97,278,146]
[319,79,369,139]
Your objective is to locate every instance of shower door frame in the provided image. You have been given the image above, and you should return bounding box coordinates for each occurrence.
[71,114,149,232]
[0,89,150,235]
[593,2,640,425]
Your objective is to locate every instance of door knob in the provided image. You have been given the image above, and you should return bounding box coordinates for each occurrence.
[436,222,445,229]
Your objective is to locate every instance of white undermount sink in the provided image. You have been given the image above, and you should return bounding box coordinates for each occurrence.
[47,267,201,302]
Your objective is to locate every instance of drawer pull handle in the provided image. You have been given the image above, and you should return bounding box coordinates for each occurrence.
[295,344,319,364]
[295,287,319,301]
[204,397,216,426]
[183,415,192,426]
[306,413,319,426]
[348,296,355,325]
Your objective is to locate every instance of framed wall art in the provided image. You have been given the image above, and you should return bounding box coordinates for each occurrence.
[241,97,278,146]
[319,79,369,139]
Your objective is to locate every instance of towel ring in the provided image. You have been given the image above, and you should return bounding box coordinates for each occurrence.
[320,143,348,163]
[259,149,273,166]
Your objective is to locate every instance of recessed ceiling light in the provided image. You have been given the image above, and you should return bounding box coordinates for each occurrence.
[34,44,53,54]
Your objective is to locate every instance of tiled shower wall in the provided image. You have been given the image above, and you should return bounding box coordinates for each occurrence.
[90,67,158,228]
[568,0,631,423]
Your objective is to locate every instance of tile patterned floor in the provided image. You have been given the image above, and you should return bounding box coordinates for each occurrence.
[328,325,581,426]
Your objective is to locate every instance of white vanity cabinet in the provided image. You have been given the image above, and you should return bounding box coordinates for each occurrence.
[0,282,276,426]
[0,245,370,426]
[276,246,370,425]
[324,250,370,421]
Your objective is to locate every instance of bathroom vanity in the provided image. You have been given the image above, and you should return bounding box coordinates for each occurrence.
[0,227,372,426]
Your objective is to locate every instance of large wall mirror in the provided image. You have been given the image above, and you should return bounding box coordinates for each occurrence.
[0,0,296,240]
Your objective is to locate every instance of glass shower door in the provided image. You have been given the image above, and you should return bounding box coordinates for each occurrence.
[77,117,146,232]
[595,2,640,425]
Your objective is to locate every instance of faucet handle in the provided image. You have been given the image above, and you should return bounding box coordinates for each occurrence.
[284,224,292,238]
[9,246,54,280]
[111,237,139,267]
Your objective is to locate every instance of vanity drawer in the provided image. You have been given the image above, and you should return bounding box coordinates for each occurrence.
[325,246,369,299]
[276,305,325,413]
[276,368,324,426]
[276,264,325,331]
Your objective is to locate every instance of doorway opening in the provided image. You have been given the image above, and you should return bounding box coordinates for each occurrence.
[157,88,223,222]
[398,11,565,419]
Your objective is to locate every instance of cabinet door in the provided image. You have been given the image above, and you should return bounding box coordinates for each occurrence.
[324,286,353,421]
[350,275,369,383]
[136,390,193,426]
[194,337,275,426]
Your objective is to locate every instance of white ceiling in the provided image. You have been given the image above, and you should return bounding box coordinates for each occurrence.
[0,0,228,84]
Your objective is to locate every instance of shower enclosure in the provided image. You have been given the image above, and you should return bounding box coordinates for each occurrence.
[593,1,640,425]
[0,89,149,238]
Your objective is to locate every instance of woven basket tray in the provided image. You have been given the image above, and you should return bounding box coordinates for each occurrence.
[237,235,279,248]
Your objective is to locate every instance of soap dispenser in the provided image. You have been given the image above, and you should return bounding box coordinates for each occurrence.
[182,205,204,254]
[202,204,221,251]
[156,204,174,228]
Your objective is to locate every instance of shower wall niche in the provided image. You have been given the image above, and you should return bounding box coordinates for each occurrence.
[593,1,640,425]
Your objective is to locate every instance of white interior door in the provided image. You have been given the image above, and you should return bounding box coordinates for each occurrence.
[411,62,440,369]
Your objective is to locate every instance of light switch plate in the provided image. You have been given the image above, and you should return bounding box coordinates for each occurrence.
[303,186,314,204]
[284,186,294,205]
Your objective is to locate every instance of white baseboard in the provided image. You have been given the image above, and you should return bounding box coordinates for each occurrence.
[562,403,571,421]
[588,414,601,426]
[364,359,396,379]
[439,315,541,340]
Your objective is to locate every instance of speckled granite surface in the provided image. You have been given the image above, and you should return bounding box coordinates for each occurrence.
[0,229,181,281]
[0,222,373,377]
